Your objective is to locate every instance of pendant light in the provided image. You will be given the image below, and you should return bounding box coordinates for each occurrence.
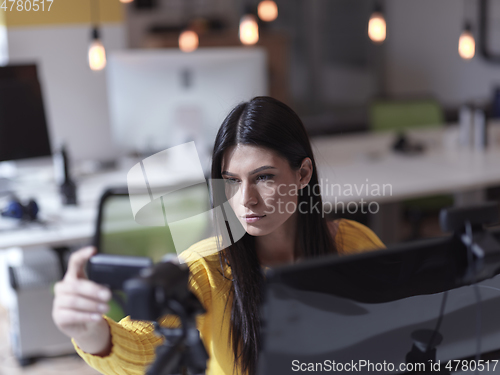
[88,0,106,71]
[179,29,199,53]
[368,1,386,44]
[239,13,259,45]
[459,0,475,60]
[459,23,475,60]
[89,28,107,71]
[257,0,278,22]
[178,0,199,53]
[119,0,134,3]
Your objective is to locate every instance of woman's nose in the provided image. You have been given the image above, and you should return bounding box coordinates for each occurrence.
[241,182,258,207]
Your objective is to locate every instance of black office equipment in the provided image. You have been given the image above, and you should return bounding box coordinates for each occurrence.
[392,132,425,155]
[259,203,500,374]
[87,253,153,291]
[124,261,208,375]
[53,144,77,205]
[87,246,209,375]
[0,64,52,163]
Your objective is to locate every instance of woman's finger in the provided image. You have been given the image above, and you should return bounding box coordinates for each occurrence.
[64,247,96,281]
[54,308,104,326]
[55,279,111,302]
[54,294,109,314]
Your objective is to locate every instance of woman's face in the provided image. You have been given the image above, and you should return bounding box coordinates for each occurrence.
[221,144,312,237]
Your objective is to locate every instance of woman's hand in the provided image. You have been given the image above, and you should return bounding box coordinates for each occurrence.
[52,247,113,355]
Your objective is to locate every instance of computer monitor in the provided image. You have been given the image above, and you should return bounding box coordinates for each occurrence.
[259,228,500,374]
[0,64,52,194]
[0,64,52,163]
[106,47,268,171]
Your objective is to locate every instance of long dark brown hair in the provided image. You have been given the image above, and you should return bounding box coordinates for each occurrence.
[210,96,337,375]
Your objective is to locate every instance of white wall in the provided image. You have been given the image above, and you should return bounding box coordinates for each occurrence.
[0,26,7,65]
[385,0,500,107]
[320,66,377,105]
[7,24,127,162]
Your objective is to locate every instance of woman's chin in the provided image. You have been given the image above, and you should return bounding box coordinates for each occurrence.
[244,226,271,237]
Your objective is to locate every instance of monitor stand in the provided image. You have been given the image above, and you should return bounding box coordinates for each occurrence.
[0,161,15,196]
[0,177,12,196]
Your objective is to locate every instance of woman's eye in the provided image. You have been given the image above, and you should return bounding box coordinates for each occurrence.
[224,178,239,184]
[257,174,275,182]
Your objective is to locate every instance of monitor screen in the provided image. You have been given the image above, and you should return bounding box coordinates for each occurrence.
[0,64,52,162]
[259,232,500,374]
[106,47,268,163]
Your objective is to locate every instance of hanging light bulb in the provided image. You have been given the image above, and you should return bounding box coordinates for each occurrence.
[239,14,259,45]
[88,28,106,71]
[258,0,278,22]
[119,0,133,3]
[368,11,386,43]
[179,30,199,53]
[458,23,475,60]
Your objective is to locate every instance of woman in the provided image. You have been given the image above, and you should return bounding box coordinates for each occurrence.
[52,96,385,375]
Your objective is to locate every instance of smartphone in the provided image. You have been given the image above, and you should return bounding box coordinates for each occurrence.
[87,253,153,290]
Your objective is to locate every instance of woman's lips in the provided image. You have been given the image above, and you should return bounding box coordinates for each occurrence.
[243,215,266,223]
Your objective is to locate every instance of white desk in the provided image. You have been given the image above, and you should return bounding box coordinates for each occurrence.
[0,169,130,250]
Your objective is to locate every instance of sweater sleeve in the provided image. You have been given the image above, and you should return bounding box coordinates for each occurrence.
[335,218,386,256]
[73,254,211,375]
[73,316,162,375]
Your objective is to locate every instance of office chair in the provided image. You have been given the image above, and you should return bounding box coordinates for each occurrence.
[369,98,454,240]
[370,98,445,132]
[93,186,211,321]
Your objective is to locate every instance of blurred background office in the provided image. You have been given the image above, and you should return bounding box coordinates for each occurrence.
[1,0,500,373]
[1,0,499,161]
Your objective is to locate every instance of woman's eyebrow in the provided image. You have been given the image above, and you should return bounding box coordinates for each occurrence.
[222,165,276,176]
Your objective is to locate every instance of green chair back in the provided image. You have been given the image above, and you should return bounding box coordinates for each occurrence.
[369,99,444,132]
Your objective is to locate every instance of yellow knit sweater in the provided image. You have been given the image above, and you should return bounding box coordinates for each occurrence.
[73,219,385,374]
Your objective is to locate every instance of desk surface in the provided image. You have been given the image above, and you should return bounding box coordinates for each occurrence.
[1,121,500,250]
[0,169,129,250]
[312,120,500,204]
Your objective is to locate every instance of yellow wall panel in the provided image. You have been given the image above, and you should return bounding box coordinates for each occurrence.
[0,7,5,26]
[1,0,123,27]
